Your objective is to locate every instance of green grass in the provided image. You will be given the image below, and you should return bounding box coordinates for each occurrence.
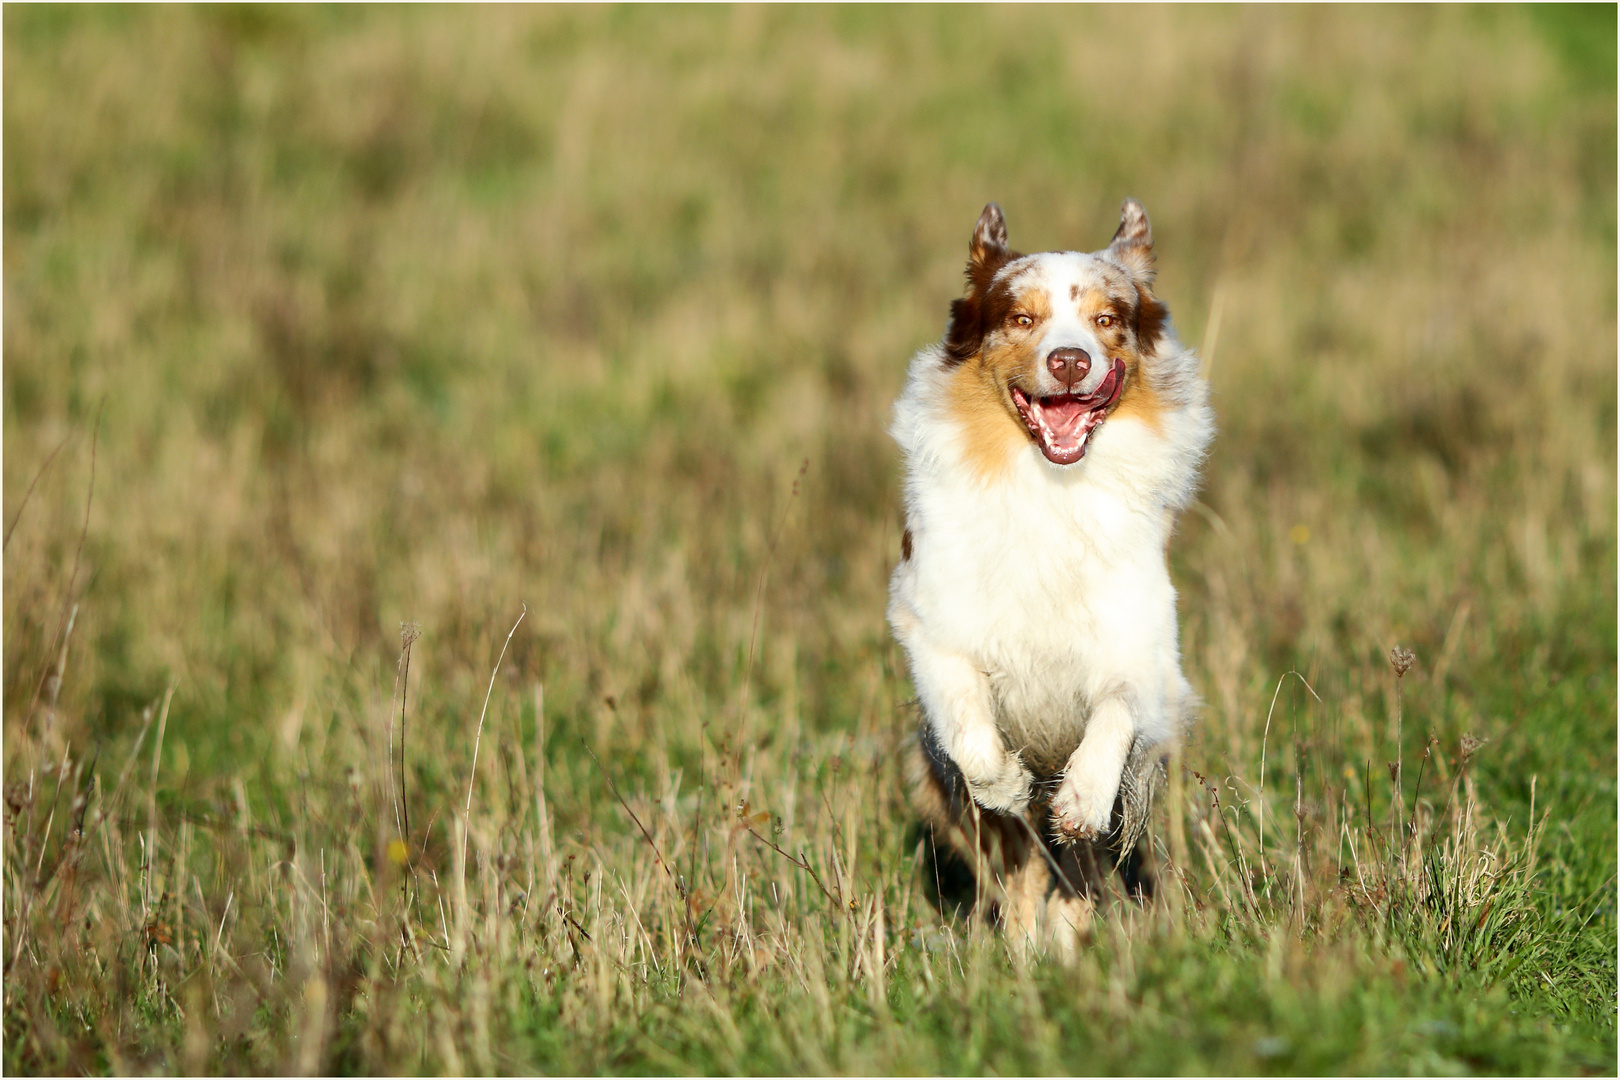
[4,5,1615,1075]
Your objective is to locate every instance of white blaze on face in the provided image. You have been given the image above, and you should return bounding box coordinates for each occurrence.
[1011,253,1117,399]
[1001,253,1128,465]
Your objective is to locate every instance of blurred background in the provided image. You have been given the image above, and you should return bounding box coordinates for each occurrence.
[4,6,1614,1071]
[7,4,1612,791]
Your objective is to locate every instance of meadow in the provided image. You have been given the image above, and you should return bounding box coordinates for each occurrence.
[3,5,1615,1074]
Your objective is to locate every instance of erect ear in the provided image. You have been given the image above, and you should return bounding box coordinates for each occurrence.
[1108,197,1155,284]
[967,202,1011,289]
[945,203,1018,365]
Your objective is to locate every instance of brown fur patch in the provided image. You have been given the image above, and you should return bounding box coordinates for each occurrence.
[973,286,1050,387]
[1134,284,1167,349]
[1107,283,1168,430]
[1072,285,1134,346]
[1002,279,1052,330]
[945,259,1026,365]
[948,276,1060,478]
[901,528,914,561]
[946,357,1026,482]
[1111,365,1165,431]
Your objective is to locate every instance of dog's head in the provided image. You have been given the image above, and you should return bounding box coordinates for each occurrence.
[943,200,1168,466]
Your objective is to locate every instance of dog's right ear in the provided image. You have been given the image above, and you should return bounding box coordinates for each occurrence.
[967,203,1010,289]
[946,203,1015,365]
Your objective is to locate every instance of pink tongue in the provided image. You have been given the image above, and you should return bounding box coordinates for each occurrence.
[1035,397,1088,437]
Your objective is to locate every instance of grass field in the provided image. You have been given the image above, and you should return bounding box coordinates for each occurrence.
[3,5,1615,1074]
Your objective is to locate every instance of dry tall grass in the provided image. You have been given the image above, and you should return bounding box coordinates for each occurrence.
[4,6,1614,1073]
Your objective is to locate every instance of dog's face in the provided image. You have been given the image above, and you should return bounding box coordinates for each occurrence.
[942,201,1167,467]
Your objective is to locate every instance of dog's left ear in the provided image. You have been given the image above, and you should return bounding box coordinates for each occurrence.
[1108,198,1155,284]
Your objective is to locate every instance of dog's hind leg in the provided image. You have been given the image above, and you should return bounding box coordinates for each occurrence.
[909,735,981,918]
[1043,841,1099,963]
[908,731,1043,935]
[998,843,1052,958]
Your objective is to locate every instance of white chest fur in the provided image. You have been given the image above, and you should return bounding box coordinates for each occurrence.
[888,345,1211,780]
[897,428,1182,767]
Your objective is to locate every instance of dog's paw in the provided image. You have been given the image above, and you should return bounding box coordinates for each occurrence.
[964,756,1034,814]
[1050,771,1113,843]
[954,728,1033,813]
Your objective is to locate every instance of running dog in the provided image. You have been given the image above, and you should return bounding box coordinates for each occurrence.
[888,199,1212,952]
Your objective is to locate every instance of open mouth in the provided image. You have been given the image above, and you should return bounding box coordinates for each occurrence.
[1009,359,1125,465]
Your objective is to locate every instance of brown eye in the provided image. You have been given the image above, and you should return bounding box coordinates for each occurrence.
[1011,313,1034,329]
[1095,314,1114,329]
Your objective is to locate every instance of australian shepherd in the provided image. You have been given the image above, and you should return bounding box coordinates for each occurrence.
[889,200,1213,953]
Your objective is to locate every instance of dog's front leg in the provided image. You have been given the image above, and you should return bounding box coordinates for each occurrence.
[907,644,1032,814]
[1051,696,1135,841]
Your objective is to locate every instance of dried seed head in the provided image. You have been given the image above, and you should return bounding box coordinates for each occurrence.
[3,782,31,818]
[1459,734,1486,766]
[1387,761,1400,783]
[1388,647,1416,677]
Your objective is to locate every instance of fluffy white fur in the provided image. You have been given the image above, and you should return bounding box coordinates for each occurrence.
[888,202,1213,841]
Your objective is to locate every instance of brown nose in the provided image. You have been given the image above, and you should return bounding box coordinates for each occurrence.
[1046,347,1092,388]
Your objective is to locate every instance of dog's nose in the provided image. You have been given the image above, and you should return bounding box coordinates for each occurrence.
[1046,347,1092,388]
